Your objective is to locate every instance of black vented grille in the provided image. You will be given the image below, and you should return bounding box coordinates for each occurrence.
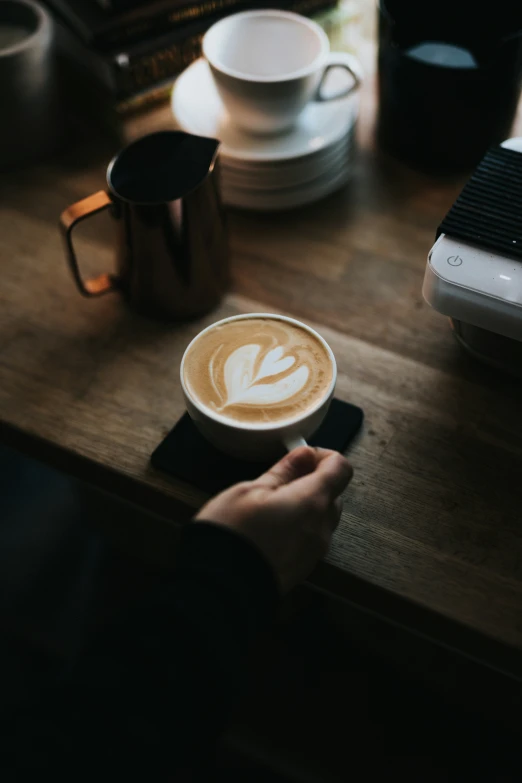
[438,146,522,259]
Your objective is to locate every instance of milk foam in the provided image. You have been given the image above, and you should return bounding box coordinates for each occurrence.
[218,344,309,409]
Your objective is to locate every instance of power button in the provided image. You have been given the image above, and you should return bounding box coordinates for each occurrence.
[447,255,463,266]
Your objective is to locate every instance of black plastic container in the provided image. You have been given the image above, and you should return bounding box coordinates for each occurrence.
[377,0,522,173]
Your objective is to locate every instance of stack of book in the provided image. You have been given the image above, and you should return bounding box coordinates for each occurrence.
[45,0,339,114]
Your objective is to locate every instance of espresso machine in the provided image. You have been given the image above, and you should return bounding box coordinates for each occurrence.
[423,137,522,375]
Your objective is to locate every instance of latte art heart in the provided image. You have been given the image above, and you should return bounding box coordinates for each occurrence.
[218,344,309,409]
[183,317,333,424]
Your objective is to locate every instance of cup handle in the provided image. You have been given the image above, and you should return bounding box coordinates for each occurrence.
[60,191,117,297]
[284,435,308,452]
[314,52,363,102]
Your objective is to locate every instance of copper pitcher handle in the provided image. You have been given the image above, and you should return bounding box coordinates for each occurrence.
[60,191,117,297]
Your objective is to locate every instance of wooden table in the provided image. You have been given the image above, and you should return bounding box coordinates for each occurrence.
[2,69,522,697]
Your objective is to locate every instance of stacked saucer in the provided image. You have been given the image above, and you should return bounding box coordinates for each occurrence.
[171,58,359,211]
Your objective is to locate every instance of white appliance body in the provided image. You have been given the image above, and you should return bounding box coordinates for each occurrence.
[422,233,522,342]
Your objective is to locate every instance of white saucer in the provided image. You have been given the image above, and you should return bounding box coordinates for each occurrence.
[221,129,355,191]
[221,124,355,172]
[172,58,359,163]
[222,159,354,211]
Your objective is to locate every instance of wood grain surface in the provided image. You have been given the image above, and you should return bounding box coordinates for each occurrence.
[1,65,522,679]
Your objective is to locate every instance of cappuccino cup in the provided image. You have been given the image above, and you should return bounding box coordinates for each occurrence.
[180,313,337,460]
[202,10,362,135]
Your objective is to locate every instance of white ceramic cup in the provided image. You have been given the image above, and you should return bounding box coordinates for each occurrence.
[180,313,337,460]
[202,10,362,135]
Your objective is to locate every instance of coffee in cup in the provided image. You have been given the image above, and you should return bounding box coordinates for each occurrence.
[181,314,337,459]
[202,10,362,135]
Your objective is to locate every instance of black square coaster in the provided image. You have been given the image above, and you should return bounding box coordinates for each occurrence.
[151,398,363,495]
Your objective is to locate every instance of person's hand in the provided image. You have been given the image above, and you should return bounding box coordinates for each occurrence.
[195,446,353,593]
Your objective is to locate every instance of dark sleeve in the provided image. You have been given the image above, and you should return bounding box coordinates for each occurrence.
[2,522,280,782]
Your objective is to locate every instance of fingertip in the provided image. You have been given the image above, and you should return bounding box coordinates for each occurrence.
[317,449,352,472]
[336,452,354,483]
[290,444,316,459]
[312,448,352,471]
[255,445,318,490]
[284,445,318,475]
[317,451,353,497]
[337,452,353,480]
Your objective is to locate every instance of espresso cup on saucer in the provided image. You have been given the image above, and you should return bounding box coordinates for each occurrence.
[202,10,362,135]
[180,313,337,460]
